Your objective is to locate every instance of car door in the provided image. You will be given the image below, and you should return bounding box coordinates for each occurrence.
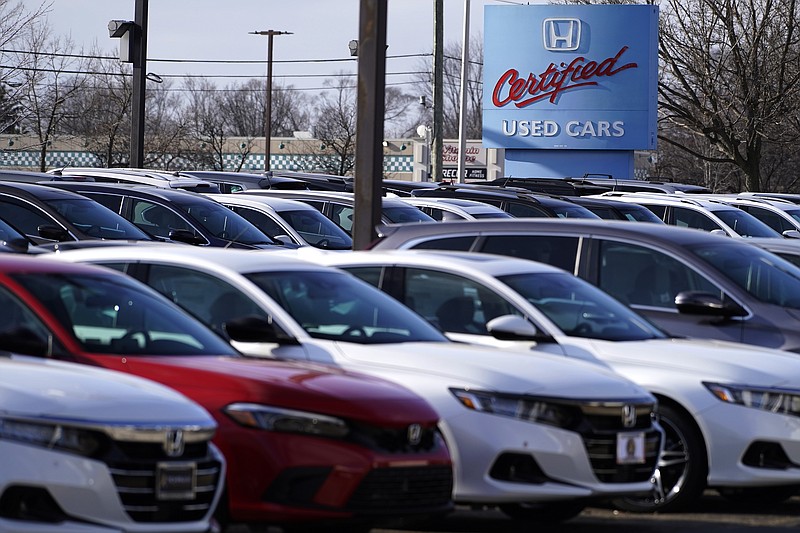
[586,238,757,343]
[0,195,73,243]
[225,204,300,245]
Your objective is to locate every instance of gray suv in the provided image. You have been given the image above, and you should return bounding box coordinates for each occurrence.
[371,219,800,352]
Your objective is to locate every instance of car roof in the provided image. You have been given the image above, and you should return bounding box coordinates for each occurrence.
[298,248,564,276]
[0,180,96,200]
[373,218,737,247]
[44,181,211,202]
[43,245,328,275]
[212,193,319,210]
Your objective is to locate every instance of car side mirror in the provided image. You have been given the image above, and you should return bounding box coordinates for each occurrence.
[224,315,299,345]
[37,224,70,242]
[674,291,746,317]
[782,229,800,239]
[168,228,207,246]
[486,315,556,343]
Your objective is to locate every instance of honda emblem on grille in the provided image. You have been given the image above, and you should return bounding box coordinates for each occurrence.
[622,405,637,428]
[163,429,185,457]
[407,424,422,446]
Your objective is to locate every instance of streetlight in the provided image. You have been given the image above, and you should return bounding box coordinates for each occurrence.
[250,30,292,172]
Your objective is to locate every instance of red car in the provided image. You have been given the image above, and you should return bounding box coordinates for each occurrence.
[0,255,453,530]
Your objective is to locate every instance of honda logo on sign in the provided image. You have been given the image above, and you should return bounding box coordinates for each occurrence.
[542,18,581,51]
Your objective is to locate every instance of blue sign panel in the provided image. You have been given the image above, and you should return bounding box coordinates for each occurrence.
[483,5,658,150]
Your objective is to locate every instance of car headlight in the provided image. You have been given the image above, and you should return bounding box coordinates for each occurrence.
[704,382,800,416]
[0,417,102,457]
[224,403,349,438]
[449,388,579,429]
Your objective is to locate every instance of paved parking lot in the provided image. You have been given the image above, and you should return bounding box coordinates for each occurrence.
[374,492,800,533]
[231,491,800,532]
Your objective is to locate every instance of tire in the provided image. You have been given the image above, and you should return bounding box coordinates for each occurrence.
[718,485,799,505]
[613,402,708,513]
[498,501,587,523]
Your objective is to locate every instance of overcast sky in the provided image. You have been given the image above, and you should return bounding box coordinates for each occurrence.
[41,0,524,92]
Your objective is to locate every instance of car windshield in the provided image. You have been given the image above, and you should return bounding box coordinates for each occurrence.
[618,205,664,223]
[184,201,276,245]
[45,198,152,240]
[12,271,238,355]
[689,242,800,308]
[714,209,781,238]
[383,205,436,224]
[245,269,449,344]
[498,272,668,341]
[551,204,601,219]
[277,208,352,250]
[0,216,27,242]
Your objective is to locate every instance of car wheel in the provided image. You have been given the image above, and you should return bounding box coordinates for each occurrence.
[498,501,586,523]
[613,402,707,513]
[717,485,799,504]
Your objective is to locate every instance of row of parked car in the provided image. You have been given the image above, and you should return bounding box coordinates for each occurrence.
[4,168,800,532]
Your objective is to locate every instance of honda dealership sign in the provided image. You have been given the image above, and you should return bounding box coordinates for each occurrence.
[483,5,658,151]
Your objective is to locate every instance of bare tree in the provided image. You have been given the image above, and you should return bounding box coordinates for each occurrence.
[60,47,131,167]
[658,0,800,192]
[0,1,50,134]
[311,75,358,175]
[14,16,89,171]
[410,36,483,140]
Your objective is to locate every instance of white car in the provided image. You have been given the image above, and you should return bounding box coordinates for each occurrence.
[0,354,224,533]
[47,245,663,523]
[207,193,353,250]
[399,197,514,221]
[307,248,800,512]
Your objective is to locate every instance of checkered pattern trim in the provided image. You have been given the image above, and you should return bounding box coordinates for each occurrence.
[1,150,415,173]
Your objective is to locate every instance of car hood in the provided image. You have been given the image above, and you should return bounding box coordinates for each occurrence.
[568,337,800,388]
[1,356,214,426]
[130,355,440,425]
[324,341,651,401]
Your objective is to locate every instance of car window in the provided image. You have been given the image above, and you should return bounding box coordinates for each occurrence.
[0,286,61,356]
[12,271,238,355]
[329,203,354,232]
[228,205,296,243]
[383,205,436,224]
[671,206,723,232]
[740,206,791,233]
[0,196,61,238]
[402,267,520,333]
[500,271,665,341]
[278,208,352,249]
[146,264,271,337]
[131,200,193,239]
[504,202,550,217]
[690,242,800,309]
[247,269,448,344]
[597,240,721,309]
[479,235,580,274]
[713,209,780,237]
[411,236,476,251]
[184,201,273,245]
[84,192,124,213]
[46,198,151,240]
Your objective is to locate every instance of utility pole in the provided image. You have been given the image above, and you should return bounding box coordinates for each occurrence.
[130,0,148,168]
[456,0,470,183]
[250,30,292,172]
[432,0,444,182]
[352,0,387,250]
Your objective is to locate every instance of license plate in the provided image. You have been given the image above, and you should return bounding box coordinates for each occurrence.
[155,462,197,500]
[616,432,646,464]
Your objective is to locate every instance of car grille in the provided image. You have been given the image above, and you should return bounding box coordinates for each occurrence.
[578,403,661,483]
[347,423,443,453]
[104,440,222,523]
[346,465,453,512]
